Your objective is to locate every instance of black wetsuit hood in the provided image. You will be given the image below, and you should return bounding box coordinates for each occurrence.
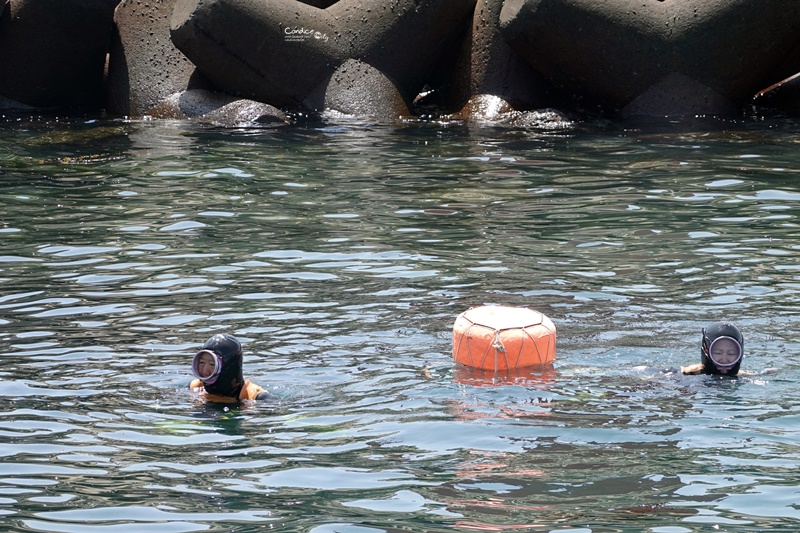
[201,333,245,398]
[701,322,744,376]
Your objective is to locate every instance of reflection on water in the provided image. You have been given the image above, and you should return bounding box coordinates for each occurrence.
[1,113,800,531]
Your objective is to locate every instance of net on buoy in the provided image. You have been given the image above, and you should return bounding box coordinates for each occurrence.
[452,305,556,371]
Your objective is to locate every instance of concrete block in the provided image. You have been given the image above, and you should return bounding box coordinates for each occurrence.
[171,0,476,117]
[0,0,119,108]
[500,0,800,116]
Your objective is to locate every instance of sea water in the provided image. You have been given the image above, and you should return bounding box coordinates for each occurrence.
[0,112,799,532]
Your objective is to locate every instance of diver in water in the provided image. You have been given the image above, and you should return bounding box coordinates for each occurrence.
[189,333,276,403]
[681,322,744,376]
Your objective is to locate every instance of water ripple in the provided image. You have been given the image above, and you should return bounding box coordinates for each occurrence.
[1,115,800,530]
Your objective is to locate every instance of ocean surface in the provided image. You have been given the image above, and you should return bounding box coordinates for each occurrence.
[1,110,799,532]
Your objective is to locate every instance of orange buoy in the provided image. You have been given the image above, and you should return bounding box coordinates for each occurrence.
[452,305,556,371]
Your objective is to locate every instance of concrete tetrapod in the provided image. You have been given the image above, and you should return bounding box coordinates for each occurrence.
[451,0,553,120]
[0,0,119,108]
[107,0,210,117]
[170,0,476,118]
[500,0,800,117]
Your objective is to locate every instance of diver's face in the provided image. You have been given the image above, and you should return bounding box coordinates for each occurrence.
[196,352,216,378]
[710,338,740,372]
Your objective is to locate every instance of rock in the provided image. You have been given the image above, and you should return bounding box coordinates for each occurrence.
[0,0,120,108]
[498,108,574,129]
[0,93,33,111]
[147,89,289,127]
[452,94,518,119]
